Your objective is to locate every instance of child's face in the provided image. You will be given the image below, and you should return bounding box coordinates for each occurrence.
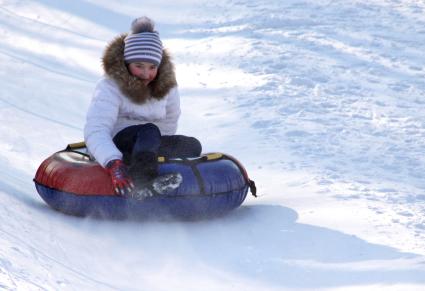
[128,62,158,85]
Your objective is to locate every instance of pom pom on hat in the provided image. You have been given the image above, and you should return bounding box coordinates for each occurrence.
[124,16,163,66]
[131,16,155,33]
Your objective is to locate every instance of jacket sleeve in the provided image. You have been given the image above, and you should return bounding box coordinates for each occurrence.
[157,86,181,135]
[84,80,123,167]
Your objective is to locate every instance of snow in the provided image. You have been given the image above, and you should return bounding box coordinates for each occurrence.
[1,0,425,290]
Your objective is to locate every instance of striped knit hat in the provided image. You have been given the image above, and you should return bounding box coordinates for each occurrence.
[124,17,163,66]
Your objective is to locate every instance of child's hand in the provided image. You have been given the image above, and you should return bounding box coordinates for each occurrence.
[106,159,135,196]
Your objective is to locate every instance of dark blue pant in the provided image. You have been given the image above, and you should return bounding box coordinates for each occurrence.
[113,123,202,165]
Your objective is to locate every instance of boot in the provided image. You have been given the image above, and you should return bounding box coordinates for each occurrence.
[131,172,183,200]
[128,152,183,200]
[128,151,158,188]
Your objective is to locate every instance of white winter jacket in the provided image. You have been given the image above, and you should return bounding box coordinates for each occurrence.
[84,77,181,167]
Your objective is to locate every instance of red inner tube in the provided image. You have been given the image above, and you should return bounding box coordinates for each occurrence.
[34,151,115,195]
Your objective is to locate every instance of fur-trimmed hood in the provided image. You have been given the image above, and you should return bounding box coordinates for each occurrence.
[102,34,177,104]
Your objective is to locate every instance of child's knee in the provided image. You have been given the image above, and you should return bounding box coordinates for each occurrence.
[136,123,161,137]
[188,137,202,155]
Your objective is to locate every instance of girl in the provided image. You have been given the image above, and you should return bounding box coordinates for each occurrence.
[84,17,202,198]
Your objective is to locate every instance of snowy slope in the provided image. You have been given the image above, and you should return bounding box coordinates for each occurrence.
[1,0,425,290]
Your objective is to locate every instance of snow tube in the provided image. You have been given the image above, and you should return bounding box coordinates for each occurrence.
[33,143,256,219]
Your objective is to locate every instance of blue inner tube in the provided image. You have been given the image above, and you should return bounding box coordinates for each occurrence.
[34,149,255,220]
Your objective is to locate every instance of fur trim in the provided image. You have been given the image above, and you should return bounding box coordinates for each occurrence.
[102,34,177,104]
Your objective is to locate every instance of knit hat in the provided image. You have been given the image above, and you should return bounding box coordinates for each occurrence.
[124,17,163,66]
